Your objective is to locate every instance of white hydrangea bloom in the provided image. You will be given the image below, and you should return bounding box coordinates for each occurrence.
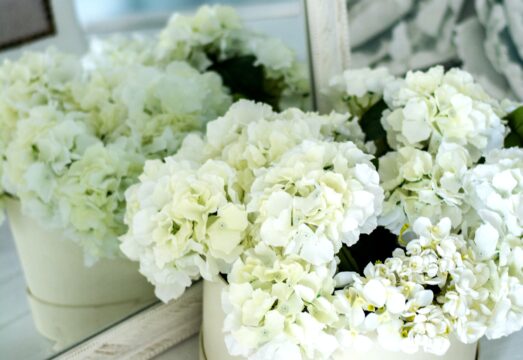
[378,144,471,234]
[223,243,339,360]
[382,66,507,160]
[464,148,523,240]
[156,5,242,64]
[248,140,383,264]
[120,100,372,301]
[92,5,309,110]
[459,148,523,340]
[328,67,394,117]
[2,106,97,219]
[202,100,365,192]
[121,158,248,301]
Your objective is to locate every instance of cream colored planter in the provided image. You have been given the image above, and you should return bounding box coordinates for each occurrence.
[200,279,477,360]
[7,200,155,349]
[201,279,242,360]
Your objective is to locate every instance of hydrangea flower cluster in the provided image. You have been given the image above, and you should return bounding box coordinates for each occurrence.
[121,100,383,302]
[333,66,511,236]
[381,66,506,161]
[460,149,523,339]
[0,6,306,261]
[0,52,231,260]
[223,243,339,359]
[87,5,309,111]
[318,65,523,356]
[378,142,472,233]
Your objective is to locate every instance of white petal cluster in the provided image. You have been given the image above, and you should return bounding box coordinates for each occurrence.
[158,6,309,110]
[0,50,81,220]
[328,67,393,117]
[248,140,383,264]
[223,244,339,360]
[334,218,465,355]
[121,158,247,302]
[382,66,506,160]
[0,5,308,259]
[323,65,523,357]
[458,148,523,339]
[196,100,366,193]
[379,142,472,234]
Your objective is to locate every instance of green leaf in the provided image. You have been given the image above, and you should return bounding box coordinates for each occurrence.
[359,99,391,159]
[338,245,360,273]
[360,99,388,141]
[504,105,523,148]
[208,55,284,110]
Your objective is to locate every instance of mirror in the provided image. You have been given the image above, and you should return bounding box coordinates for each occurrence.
[345,0,523,100]
[0,0,311,359]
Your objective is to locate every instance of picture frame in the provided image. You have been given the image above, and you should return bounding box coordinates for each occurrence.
[0,0,86,59]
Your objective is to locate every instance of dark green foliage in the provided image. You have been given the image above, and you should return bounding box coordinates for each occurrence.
[337,227,399,275]
[505,106,523,148]
[359,99,391,160]
[208,55,284,110]
[360,99,388,141]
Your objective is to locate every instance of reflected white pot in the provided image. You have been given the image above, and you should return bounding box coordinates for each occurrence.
[7,200,155,348]
[200,279,478,360]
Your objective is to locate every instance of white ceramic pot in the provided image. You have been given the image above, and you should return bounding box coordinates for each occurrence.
[7,200,155,349]
[200,279,478,360]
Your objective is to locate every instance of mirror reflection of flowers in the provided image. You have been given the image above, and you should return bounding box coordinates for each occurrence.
[0,5,308,262]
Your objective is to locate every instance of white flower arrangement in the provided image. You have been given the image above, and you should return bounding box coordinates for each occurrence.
[121,100,377,301]
[0,6,307,261]
[122,64,523,359]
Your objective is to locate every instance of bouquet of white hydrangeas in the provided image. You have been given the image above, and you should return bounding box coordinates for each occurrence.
[122,63,523,359]
[121,100,378,300]
[0,5,307,261]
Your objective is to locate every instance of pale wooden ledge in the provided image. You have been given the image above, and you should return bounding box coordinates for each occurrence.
[55,282,203,360]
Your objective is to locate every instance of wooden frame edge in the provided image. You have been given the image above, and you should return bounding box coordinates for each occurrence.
[54,282,203,360]
[304,0,351,113]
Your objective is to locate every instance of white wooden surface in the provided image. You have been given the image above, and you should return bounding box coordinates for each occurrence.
[304,0,351,113]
